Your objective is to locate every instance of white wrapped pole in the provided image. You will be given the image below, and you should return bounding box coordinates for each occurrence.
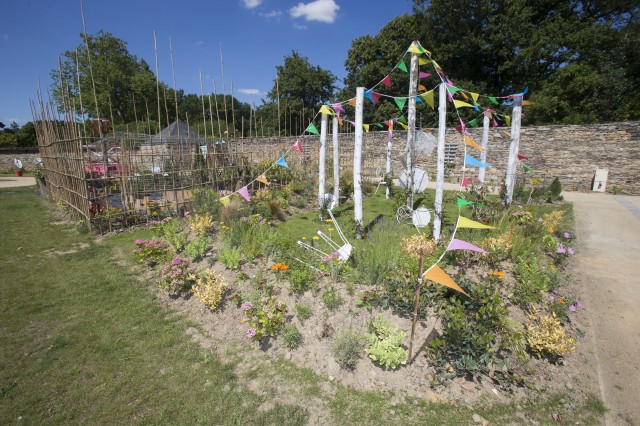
[318,111,328,209]
[354,87,364,235]
[385,127,393,199]
[504,96,523,205]
[433,82,447,242]
[405,49,419,208]
[478,111,490,184]
[332,116,340,205]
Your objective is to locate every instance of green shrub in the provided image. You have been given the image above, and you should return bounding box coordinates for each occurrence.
[190,187,220,216]
[354,237,401,286]
[185,236,212,261]
[155,218,188,252]
[281,323,302,349]
[192,269,227,310]
[219,243,242,269]
[365,315,407,370]
[332,330,366,370]
[295,303,312,323]
[512,256,549,308]
[289,267,315,293]
[322,287,344,310]
[382,270,433,319]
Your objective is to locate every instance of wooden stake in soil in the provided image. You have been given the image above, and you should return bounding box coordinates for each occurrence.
[407,255,426,363]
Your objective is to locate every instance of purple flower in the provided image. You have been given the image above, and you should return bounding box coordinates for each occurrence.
[240,302,253,312]
[556,243,567,255]
[552,289,560,295]
[563,231,571,239]
[134,239,147,245]
[577,301,583,309]
[549,295,555,301]
[246,328,257,339]
[569,305,576,312]
[567,247,575,255]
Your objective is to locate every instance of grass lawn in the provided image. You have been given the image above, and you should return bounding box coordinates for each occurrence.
[0,186,604,425]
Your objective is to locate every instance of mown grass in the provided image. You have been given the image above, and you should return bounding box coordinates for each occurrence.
[0,186,604,425]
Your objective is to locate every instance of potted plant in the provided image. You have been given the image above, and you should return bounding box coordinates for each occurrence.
[13,159,23,177]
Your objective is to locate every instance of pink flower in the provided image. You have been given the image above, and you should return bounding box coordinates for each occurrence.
[569,305,576,312]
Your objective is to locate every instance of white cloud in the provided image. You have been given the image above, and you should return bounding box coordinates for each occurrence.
[238,89,260,95]
[259,10,282,19]
[289,0,339,23]
[292,23,308,30]
[242,0,262,9]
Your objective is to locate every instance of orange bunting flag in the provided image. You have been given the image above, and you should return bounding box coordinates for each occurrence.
[338,116,343,126]
[453,100,474,109]
[348,98,356,107]
[460,91,469,101]
[382,75,392,88]
[464,135,483,151]
[470,92,479,102]
[363,124,369,132]
[502,131,511,138]
[522,100,535,105]
[408,42,422,54]
[256,174,270,185]
[292,139,304,153]
[457,215,496,229]
[318,105,334,115]
[420,90,435,110]
[418,84,426,92]
[423,265,468,296]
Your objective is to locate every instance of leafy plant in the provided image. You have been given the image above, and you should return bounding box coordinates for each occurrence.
[356,290,381,312]
[322,286,344,310]
[382,270,433,319]
[219,243,242,270]
[187,212,214,236]
[289,266,315,293]
[133,238,169,265]
[190,187,220,216]
[154,218,188,253]
[365,315,407,370]
[192,269,227,310]
[294,303,312,323]
[331,329,366,370]
[160,257,195,294]
[512,256,549,308]
[526,308,576,357]
[281,323,302,349]
[240,296,287,341]
[185,236,212,261]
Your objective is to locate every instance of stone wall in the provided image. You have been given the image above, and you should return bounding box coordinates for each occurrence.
[235,121,640,195]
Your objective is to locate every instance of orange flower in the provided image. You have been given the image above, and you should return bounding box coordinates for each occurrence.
[490,271,505,278]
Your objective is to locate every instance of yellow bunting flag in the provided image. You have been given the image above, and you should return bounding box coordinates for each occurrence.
[348,98,356,107]
[522,100,535,106]
[470,92,479,102]
[502,131,511,138]
[453,100,474,109]
[418,57,429,65]
[396,121,408,130]
[363,124,369,132]
[423,265,468,296]
[457,215,495,229]
[407,42,422,54]
[432,60,442,69]
[420,90,435,110]
[220,197,230,207]
[464,135,483,151]
[256,174,269,185]
[318,105,334,115]
[505,116,511,126]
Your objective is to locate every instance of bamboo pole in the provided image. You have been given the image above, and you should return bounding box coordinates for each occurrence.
[153,31,162,132]
[407,255,425,363]
[434,83,447,242]
[276,73,281,137]
[199,69,208,140]
[212,80,222,140]
[219,43,229,136]
[230,81,237,142]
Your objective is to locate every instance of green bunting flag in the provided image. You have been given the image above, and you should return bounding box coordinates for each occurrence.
[397,60,408,73]
[488,96,500,105]
[305,123,319,135]
[397,116,407,124]
[457,197,487,208]
[523,166,532,172]
[468,119,478,127]
[447,86,463,93]
[394,97,407,111]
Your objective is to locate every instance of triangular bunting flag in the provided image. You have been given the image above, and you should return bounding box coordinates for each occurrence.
[363,124,369,132]
[348,98,356,107]
[418,84,426,92]
[394,97,407,111]
[503,131,511,138]
[397,60,408,73]
[460,177,471,187]
[420,90,434,110]
[460,91,469,100]
[416,96,424,104]
[419,71,431,79]
[418,57,429,65]
[523,166,532,172]
[465,154,491,168]
[517,154,528,160]
[457,215,495,229]
[447,86,462,93]
[292,139,304,153]
[453,100,474,109]
[464,135,483,151]
[397,116,407,123]
[488,96,499,105]
[364,90,373,103]
[338,116,343,126]
[504,116,511,126]
[332,103,343,116]
[381,75,392,88]
[318,105,334,115]
[468,118,478,127]
[407,42,422,54]
[370,91,381,104]
[375,123,384,128]
[238,186,251,202]
[522,100,535,106]
[492,118,499,127]
[275,156,289,168]
[457,197,486,208]
[396,121,408,130]
[305,123,319,135]
[447,238,488,254]
[470,92,479,102]
[423,265,468,296]
[256,174,269,185]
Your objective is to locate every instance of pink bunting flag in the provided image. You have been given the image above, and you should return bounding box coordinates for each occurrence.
[492,118,499,127]
[237,186,250,202]
[381,75,392,88]
[419,71,431,79]
[459,118,467,133]
[332,103,343,116]
[292,139,304,153]
[447,238,488,254]
[460,177,471,186]
[446,77,453,86]
[370,91,381,104]
[447,91,454,102]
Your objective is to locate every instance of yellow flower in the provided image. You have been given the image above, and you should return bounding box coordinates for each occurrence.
[328,227,335,231]
[267,221,272,225]
[312,236,320,240]
[324,219,332,223]
[302,237,306,240]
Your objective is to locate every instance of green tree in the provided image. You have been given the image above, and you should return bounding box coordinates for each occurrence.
[266,51,337,136]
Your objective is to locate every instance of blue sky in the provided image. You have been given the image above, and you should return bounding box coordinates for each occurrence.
[0,0,414,126]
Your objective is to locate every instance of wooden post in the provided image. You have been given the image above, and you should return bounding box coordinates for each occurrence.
[478,110,490,184]
[504,96,523,205]
[405,49,419,208]
[318,112,328,209]
[332,116,340,206]
[385,125,393,199]
[354,87,364,236]
[434,83,447,242]
[407,255,425,363]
